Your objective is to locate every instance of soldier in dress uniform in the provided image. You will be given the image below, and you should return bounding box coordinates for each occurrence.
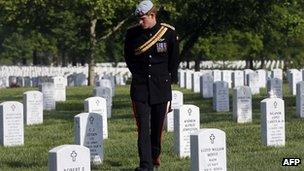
[124,0,179,170]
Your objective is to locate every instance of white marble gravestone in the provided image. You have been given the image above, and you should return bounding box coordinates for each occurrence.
[23,91,43,125]
[174,105,200,158]
[48,144,90,171]
[213,81,229,112]
[166,90,183,132]
[247,72,260,95]
[267,78,283,99]
[212,70,221,82]
[256,69,267,88]
[233,86,252,123]
[84,97,108,139]
[231,70,244,88]
[261,98,285,146]
[178,70,185,88]
[243,69,254,86]
[93,87,112,118]
[75,112,103,164]
[52,76,66,102]
[296,81,304,118]
[185,70,193,90]
[192,72,202,93]
[200,74,213,98]
[0,101,24,146]
[289,70,302,96]
[221,70,232,88]
[39,82,56,110]
[271,69,283,80]
[190,129,227,171]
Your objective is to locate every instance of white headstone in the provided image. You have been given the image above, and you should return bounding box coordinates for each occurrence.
[233,86,252,123]
[212,70,221,82]
[192,72,202,93]
[256,69,267,88]
[247,72,260,95]
[174,105,200,158]
[272,69,283,80]
[93,87,112,118]
[289,70,302,96]
[231,70,244,88]
[48,145,90,171]
[190,129,227,171]
[178,70,185,88]
[52,76,67,102]
[0,101,24,146]
[23,91,43,125]
[221,70,232,88]
[166,90,183,132]
[185,70,193,90]
[261,98,285,146]
[213,81,229,112]
[40,82,56,110]
[75,112,103,164]
[84,97,108,139]
[200,74,213,98]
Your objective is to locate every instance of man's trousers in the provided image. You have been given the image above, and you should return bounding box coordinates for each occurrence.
[131,100,170,169]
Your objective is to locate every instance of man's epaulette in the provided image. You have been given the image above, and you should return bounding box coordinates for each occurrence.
[160,23,175,30]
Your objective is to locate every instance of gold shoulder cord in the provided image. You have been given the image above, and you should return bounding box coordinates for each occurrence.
[135,26,168,55]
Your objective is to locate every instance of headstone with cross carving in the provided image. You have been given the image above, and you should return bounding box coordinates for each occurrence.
[200,74,213,98]
[233,86,252,123]
[23,91,43,125]
[39,82,56,110]
[51,76,67,102]
[213,81,229,112]
[190,129,227,171]
[174,105,200,158]
[267,78,283,99]
[232,70,244,88]
[165,90,183,132]
[93,86,112,118]
[0,101,24,146]
[48,144,90,171]
[75,112,103,164]
[84,97,108,139]
[261,98,285,146]
[296,81,304,118]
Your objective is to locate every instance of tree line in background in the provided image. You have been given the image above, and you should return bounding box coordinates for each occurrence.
[1,0,304,83]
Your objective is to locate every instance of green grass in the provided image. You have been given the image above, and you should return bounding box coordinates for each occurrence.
[0,84,303,170]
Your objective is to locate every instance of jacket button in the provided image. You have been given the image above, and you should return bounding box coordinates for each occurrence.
[149,64,151,67]
[149,55,152,58]
[148,75,151,78]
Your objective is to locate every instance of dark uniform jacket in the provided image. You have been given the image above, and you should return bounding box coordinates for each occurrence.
[124,22,179,104]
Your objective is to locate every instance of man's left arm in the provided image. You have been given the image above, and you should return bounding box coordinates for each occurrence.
[168,30,179,84]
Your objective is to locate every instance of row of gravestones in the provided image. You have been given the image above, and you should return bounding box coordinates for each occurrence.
[0,66,131,88]
[180,68,304,98]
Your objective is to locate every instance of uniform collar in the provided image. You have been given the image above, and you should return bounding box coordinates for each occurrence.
[143,22,160,33]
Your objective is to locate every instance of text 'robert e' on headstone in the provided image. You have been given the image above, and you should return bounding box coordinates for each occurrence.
[261,98,285,146]
[23,91,43,125]
[75,112,103,165]
[48,144,90,171]
[190,129,227,171]
[174,104,200,158]
[0,101,24,146]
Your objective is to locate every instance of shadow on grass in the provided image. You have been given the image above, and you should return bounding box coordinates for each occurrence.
[5,161,42,169]
[44,110,77,121]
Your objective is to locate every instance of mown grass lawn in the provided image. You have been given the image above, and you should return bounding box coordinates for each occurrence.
[0,84,303,171]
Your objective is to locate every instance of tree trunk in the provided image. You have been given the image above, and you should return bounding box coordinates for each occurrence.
[88,18,97,86]
[33,50,38,65]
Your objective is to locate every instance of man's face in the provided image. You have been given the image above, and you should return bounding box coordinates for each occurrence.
[139,13,155,29]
